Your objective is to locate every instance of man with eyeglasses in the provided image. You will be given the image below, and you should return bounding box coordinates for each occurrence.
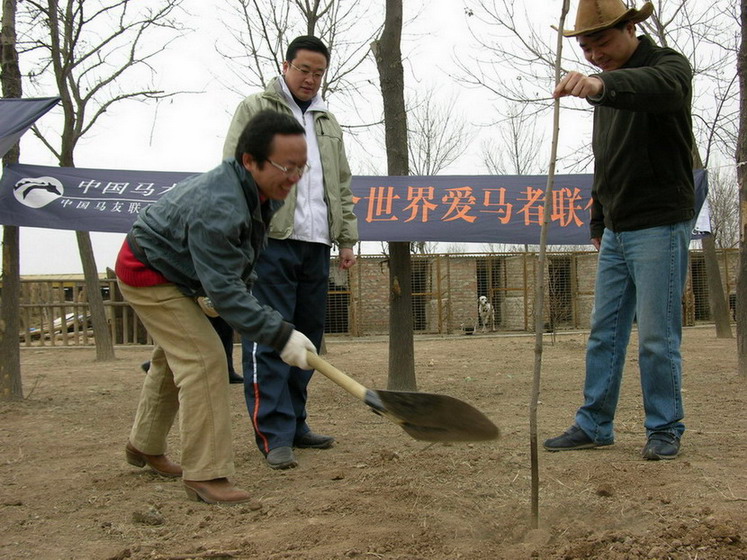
[223,35,358,470]
[116,110,317,504]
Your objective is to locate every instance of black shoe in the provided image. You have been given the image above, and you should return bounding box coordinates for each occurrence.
[228,371,244,384]
[642,432,680,460]
[266,446,298,470]
[544,425,611,451]
[140,361,150,374]
[293,431,335,449]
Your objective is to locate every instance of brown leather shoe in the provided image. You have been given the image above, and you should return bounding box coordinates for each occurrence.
[183,478,261,507]
[125,442,182,478]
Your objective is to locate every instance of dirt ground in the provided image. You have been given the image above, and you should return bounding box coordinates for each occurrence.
[1,327,746,560]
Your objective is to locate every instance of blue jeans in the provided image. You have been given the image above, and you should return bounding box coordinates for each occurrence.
[575,222,690,444]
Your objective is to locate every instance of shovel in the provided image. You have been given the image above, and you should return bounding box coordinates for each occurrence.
[307,352,500,442]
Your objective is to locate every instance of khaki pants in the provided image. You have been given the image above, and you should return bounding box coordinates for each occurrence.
[118,281,234,480]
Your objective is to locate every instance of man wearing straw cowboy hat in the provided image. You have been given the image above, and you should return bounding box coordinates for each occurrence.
[544,0,695,460]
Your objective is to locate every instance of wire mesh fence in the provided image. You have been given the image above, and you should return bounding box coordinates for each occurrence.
[8,249,738,346]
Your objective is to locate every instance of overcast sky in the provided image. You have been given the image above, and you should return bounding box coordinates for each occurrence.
[2,0,728,274]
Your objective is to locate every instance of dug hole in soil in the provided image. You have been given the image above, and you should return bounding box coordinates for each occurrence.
[1,327,746,559]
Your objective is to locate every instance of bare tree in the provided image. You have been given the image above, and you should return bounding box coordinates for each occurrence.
[371,0,416,391]
[707,166,740,249]
[464,0,738,336]
[529,0,571,527]
[642,3,739,339]
[406,90,470,255]
[1,0,23,401]
[411,241,440,254]
[639,2,739,167]
[445,242,468,254]
[217,0,384,188]
[407,89,470,175]
[19,0,185,361]
[218,0,381,104]
[461,1,561,108]
[483,105,544,175]
[737,0,747,376]
[462,0,739,170]
[481,242,518,253]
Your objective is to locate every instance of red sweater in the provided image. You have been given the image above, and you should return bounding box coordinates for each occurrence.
[115,239,169,287]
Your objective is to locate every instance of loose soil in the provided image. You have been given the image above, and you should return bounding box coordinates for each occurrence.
[1,327,745,560]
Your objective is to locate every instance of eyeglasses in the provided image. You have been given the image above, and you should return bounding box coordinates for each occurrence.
[267,159,310,178]
[289,61,326,80]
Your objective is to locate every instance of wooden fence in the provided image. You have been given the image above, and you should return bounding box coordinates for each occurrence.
[6,249,738,346]
[14,276,150,347]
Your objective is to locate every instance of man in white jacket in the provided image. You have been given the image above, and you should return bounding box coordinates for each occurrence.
[223,35,359,470]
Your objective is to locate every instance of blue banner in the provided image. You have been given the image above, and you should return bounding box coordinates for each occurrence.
[353,174,596,245]
[0,97,60,159]
[0,163,707,244]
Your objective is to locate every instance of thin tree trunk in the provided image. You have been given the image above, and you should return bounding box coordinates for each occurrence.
[1,0,23,401]
[372,0,415,391]
[530,0,570,529]
[76,231,115,360]
[44,0,115,361]
[387,242,415,390]
[51,161,114,360]
[737,0,747,376]
[0,226,22,400]
[691,148,732,338]
[702,233,732,337]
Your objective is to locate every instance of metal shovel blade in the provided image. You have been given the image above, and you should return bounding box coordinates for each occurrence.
[364,388,500,442]
[307,352,500,443]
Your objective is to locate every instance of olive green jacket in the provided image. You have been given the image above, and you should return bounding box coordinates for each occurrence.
[222,78,358,249]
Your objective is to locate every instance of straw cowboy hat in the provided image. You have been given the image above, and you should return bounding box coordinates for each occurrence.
[564,0,654,37]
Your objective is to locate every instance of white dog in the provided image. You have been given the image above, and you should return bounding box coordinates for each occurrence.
[477,295,495,333]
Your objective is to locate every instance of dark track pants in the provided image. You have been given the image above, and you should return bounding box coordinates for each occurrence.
[242,238,330,454]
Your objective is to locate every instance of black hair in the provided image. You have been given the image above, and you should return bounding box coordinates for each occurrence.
[613,19,632,31]
[285,35,330,64]
[234,110,305,163]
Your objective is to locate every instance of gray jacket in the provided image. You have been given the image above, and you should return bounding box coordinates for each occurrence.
[127,159,292,351]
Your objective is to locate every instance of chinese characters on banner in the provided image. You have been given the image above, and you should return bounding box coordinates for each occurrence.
[351,175,598,244]
[0,164,707,245]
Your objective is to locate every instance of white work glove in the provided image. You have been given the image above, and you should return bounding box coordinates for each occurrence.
[279,329,317,370]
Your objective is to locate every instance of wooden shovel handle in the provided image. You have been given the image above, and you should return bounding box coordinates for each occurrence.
[307,351,368,401]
